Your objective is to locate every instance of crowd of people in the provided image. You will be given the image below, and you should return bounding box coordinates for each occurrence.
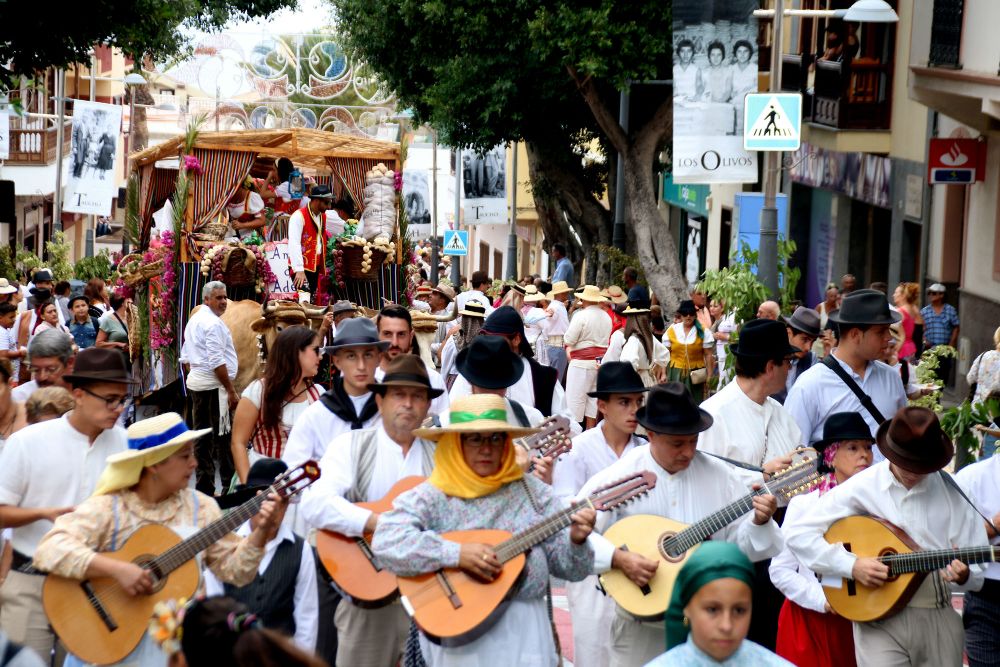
[0,252,995,667]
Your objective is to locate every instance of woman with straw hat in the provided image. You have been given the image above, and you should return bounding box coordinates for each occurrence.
[33,412,285,667]
[564,285,613,429]
[372,394,596,667]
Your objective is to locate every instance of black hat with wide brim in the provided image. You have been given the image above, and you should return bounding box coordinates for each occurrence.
[456,336,522,390]
[729,318,800,358]
[215,457,288,510]
[636,382,714,435]
[481,305,534,358]
[587,362,650,398]
[828,289,902,326]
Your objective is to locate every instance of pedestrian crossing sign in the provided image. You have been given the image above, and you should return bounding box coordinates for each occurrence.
[443,229,468,256]
[743,93,802,151]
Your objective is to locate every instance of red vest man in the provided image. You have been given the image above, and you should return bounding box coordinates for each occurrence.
[289,184,333,296]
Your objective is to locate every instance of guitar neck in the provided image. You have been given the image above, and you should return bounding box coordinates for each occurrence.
[663,488,765,556]
[150,492,268,576]
[494,499,589,564]
[880,546,1000,575]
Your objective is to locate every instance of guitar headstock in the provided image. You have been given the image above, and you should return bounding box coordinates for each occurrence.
[270,460,322,500]
[766,448,821,507]
[517,416,572,458]
[589,471,657,511]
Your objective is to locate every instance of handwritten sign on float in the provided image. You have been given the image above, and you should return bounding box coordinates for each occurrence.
[264,241,297,300]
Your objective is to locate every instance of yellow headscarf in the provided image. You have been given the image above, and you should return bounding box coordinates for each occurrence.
[428,432,523,499]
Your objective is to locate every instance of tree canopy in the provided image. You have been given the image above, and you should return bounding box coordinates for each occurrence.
[0,0,297,89]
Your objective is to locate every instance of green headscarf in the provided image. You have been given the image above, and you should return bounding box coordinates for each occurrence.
[664,542,755,650]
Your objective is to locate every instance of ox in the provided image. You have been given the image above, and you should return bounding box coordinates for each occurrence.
[190,299,330,394]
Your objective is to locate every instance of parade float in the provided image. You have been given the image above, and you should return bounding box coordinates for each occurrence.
[122,123,402,396]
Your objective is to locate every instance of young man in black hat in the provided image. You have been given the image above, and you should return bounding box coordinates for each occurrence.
[577,382,782,667]
[0,347,134,661]
[554,362,650,667]
[785,406,988,666]
[288,184,333,297]
[786,289,907,458]
[300,354,441,667]
[771,306,821,404]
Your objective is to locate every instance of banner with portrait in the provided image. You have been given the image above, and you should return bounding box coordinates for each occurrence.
[672,0,759,184]
[462,144,507,224]
[63,100,122,215]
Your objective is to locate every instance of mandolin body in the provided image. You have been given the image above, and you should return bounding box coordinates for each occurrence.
[42,523,200,666]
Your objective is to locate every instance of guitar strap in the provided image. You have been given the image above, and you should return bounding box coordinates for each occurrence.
[939,470,1000,536]
[508,400,530,427]
[822,356,886,424]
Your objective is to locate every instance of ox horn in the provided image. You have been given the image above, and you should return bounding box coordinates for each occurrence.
[431,303,459,323]
[261,300,279,317]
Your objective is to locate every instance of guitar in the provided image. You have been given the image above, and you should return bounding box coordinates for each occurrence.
[316,475,426,608]
[823,515,1000,622]
[42,461,321,666]
[397,471,657,646]
[599,448,820,620]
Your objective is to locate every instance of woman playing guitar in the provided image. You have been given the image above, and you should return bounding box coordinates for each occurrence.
[372,394,596,666]
[33,413,286,667]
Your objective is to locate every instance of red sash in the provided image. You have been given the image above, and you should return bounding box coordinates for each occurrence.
[569,346,607,361]
[297,204,328,273]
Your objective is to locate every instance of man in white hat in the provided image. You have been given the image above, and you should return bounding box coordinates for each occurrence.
[0,348,133,661]
[563,285,613,429]
[544,280,573,380]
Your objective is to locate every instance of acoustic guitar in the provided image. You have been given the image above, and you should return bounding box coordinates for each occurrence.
[823,515,1000,622]
[316,416,571,608]
[398,471,657,646]
[599,449,820,620]
[42,461,320,666]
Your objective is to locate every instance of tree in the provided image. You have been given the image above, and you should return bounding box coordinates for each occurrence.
[0,0,297,92]
[331,0,686,306]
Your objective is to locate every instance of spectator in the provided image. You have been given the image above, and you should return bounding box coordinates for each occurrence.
[0,361,26,443]
[710,299,737,382]
[11,329,75,402]
[454,270,494,317]
[757,300,781,320]
[550,242,575,287]
[622,267,649,308]
[663,300,715,403]
[180,281,239,495]
[23,387,74,425]
[691,287,713,329]
[82,278,109,316]
[0,279,16,306]
[0,303,24,382]
[839,273,857,295]
[921,283,960,384]
[892,282,923,361]
[29,303,68,341]
[814,283,839,328]
[66,296,98,351]
[53,282,71,324]
[967,326,1000,406]
[94,293,130,364]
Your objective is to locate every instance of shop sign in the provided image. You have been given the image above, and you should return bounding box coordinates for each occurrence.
[662,173,710,218]
[927,138,986,184]
[788,142,891,209]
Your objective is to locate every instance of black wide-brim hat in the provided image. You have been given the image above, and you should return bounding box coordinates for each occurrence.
[588,362,650,398]
[876,406,954,474]
[783,306,822,338]
[456,336,522,390]
[811,412,875,471]
[729,318,800,358]
[481,305,534,358]
[216,457,288,510]
[677,299,697,316]
[636,382,714,435]
[828,289,901,326]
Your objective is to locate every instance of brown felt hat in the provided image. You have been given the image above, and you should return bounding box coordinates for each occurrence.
[367,354,443,398]
[876,406,954,474]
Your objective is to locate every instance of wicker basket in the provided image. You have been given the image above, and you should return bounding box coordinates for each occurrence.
[117,253,145,286]
[343,245,387,281]
[221,247,257,287]
[139,259,165,279]
[197,219,231,242]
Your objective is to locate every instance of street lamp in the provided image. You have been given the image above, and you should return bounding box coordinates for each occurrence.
[753,0,897,298]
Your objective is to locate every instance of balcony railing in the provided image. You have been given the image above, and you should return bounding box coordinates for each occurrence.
[6,119,71,165]
[813,59,891,130]
[929,0,964,69]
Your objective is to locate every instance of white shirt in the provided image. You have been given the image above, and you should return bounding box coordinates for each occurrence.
[699,379,803,487]
[563,305,612,367]
[553,421,644,501]
[282,392,382,467]
[522,306,547,346]
[180,306,238,388]
[662,321,715,348]
[455,290,494,318]
[621,335,668,376]
[956,455,1000,581]
[0,414,127,556]
[439,336,458,381]
[785,354,907,455]
[604,330,625,364]
[300,425,434,537]
[374,360,449,417]
[673,63,701,98]
[11,380,38,402]
[449,357,581,436]
[783,461,988,593]
[287,206,324,274]
[715,313,738,368]
[545,300,570,337]
[579,448,784,574]
[203,521,318,651]
[226,191,265,220]
[769,491,828,613]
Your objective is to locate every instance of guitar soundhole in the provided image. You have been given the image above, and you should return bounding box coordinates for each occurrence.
[657,532,686,563]
[134,556,168,593]
[878,548,899,582]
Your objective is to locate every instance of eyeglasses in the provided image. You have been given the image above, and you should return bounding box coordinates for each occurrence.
[80,386,128,409]
[460,432,507,449]
[32,363,64,379]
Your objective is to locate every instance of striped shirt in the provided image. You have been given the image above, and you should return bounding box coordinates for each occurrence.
[920,303,959,346]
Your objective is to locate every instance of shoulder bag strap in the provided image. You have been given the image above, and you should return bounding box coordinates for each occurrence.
[507,400,531,427]
[700,450,764,474]
[939,470,1000,536]
[822,355,886,424]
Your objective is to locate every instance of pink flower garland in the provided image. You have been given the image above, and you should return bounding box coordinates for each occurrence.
[150,231,178,353]
[183,155,203,175]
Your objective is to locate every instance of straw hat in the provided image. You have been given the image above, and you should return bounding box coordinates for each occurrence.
[577,284,608,303]
[0,279,16,295]
[93,413,211,495]
[549,281,574,296]
[524,286,546,303]
[603,285,628,305]
[412,394,539,440]
[622,305,650,315]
